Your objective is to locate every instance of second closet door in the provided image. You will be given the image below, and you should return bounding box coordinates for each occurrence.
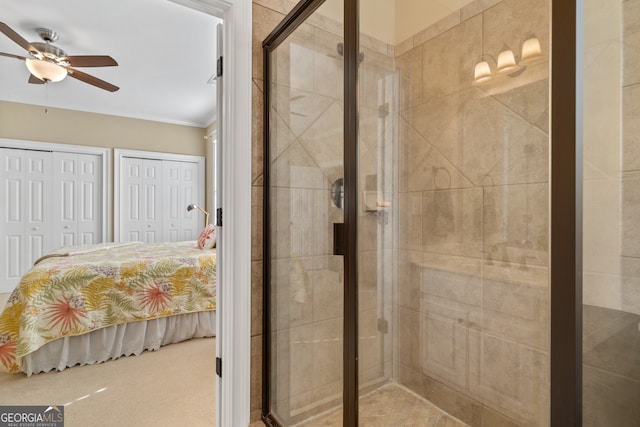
[119,156,203,243]
[162,160,201,242]
[120,157,163,243]
[53,152,103,247]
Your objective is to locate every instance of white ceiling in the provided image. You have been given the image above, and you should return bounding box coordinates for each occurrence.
[0,0,222,127]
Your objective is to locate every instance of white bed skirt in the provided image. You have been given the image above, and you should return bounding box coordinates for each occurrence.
[22,310,216,376]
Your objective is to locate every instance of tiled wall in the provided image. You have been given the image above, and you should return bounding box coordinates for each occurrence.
[582,0,640,425]
[621,0,640,316]
[394,0,550,425]
[251,1,297,421]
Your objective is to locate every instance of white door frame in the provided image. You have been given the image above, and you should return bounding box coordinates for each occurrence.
[168,1,252,426]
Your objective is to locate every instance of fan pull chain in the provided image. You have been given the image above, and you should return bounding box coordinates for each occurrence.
[44,82,48,114]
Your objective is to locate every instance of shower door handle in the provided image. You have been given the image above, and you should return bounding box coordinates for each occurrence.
[333,223,344,256]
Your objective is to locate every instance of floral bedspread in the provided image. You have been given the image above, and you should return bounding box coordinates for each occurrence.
[0,241,216,373]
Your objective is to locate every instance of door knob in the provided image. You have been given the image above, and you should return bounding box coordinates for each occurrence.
[64,225,71,229]
[32,227,39,231]
[147,224,152,228]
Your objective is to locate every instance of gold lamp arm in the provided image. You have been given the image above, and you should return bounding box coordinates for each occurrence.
[187,204,210,227]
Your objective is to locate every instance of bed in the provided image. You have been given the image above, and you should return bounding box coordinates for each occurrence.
[0,241,216,375]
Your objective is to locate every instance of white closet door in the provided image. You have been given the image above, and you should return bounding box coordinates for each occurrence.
[180,161,201,239]
[162,160,182,242]
[53,152,78,247]
[53,152,103,247]
[120,157,144,242]
[25,151,53,267]
[119,157,163,243]
[77,154,102,245]
[161,160,201,241]
[0,148,53,293]
[117,152,203,244]
[142,160,163,243]
[0,149,28,292]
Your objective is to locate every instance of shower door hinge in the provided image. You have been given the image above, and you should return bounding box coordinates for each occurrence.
[377,318,388,334]
[217,56,223,77]
[216,208,223,227]
[333,223,344,256]
[216,357,222,377]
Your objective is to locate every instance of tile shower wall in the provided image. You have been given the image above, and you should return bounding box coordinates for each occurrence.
[582,0,640,425]
[394,0,550,426]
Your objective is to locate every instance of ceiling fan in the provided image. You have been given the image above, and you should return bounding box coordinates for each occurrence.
[0,22,119,92]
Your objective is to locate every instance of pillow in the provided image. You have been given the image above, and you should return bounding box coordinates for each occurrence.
[197,224,216,249]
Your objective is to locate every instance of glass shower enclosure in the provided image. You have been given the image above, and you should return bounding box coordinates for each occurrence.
[262,0,638,425]
[263,0,551,425]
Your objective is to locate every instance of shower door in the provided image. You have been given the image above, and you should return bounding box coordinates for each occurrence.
[263,0,351,425]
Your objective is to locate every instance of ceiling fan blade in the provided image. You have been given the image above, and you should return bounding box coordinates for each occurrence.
[67,67,119,92]
[0,51,27,61]
[0,22,38,55]
[63,55,118,67]
[28,74,44,84]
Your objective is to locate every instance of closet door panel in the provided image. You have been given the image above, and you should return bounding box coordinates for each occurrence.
[0,149,27,292]
[53,152,78,247]
[143,159,163,243]
[117,153,203,244]
[77,154,102,245]
[25,151,53,266]
[1,144,104,293]
[180,161,201,240]
[163,161,182,242]
[120,157,143,242]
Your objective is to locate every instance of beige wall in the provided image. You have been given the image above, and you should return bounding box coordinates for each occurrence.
[0,100,209,241]
[0,101,207,155]
[620,0,640,316]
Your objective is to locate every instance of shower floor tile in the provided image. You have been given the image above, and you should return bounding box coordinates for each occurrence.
[296,383,468,427]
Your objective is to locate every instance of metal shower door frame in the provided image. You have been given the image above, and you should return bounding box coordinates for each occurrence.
[262,0,360,426]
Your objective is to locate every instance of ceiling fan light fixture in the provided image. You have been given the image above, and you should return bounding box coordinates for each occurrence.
[25,58,67,82]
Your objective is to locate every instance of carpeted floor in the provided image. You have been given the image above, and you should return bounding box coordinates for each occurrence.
[0,293,217,427]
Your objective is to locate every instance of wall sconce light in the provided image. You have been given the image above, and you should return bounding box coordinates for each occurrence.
[473,58,493,84]
[187,204,209,227]
[496,48,520,74]
[473,34,542,86]
[520,35,542,63]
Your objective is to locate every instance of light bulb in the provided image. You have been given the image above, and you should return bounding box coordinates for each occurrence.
[25,59,67,83]
[520,36,542,63]
[473,60,492,84]
[496,49,519,74]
